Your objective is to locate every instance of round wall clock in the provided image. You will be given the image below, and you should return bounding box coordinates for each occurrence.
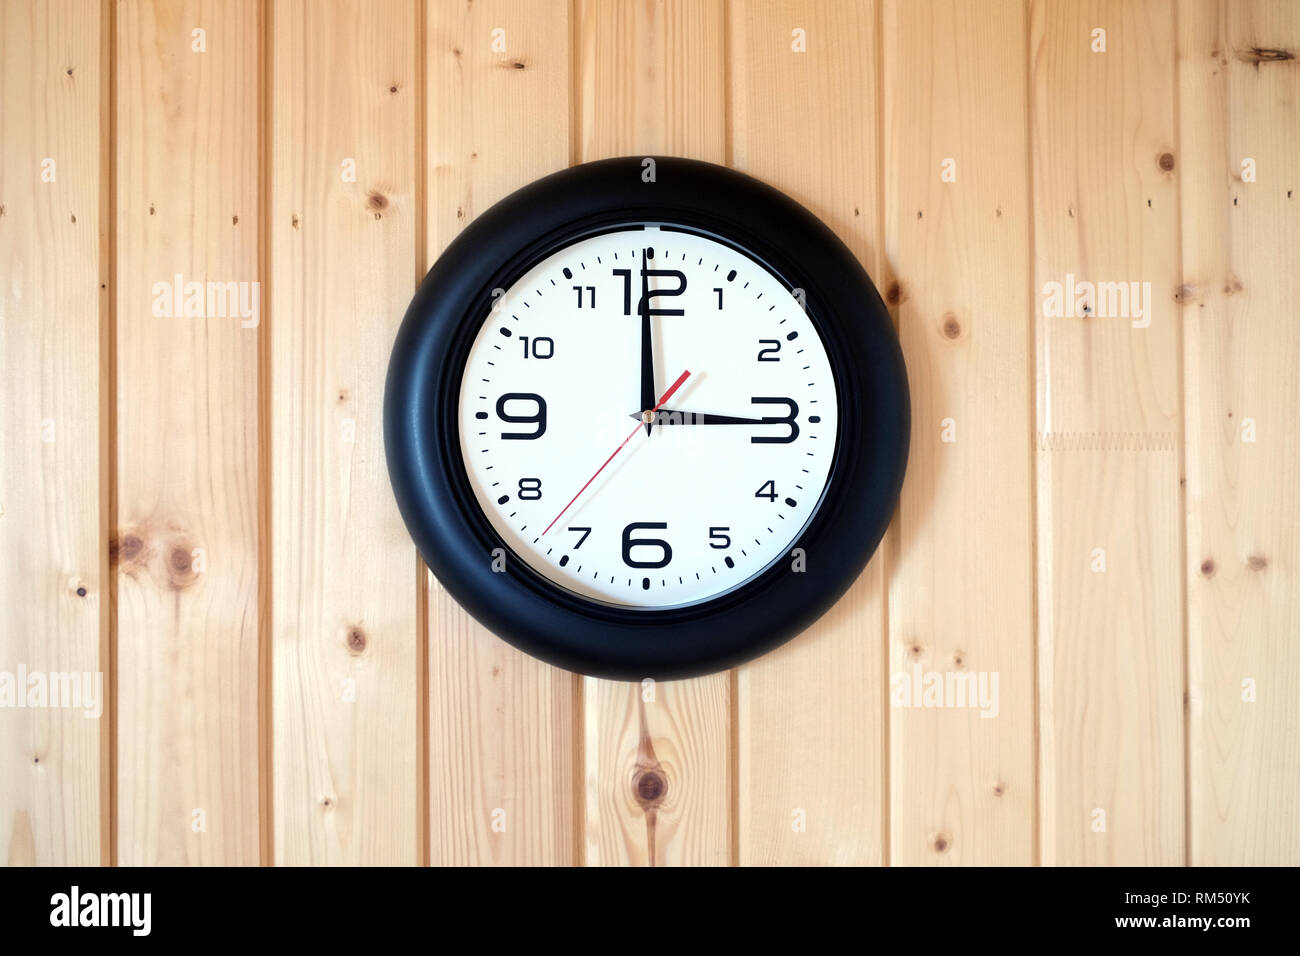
[385,157,908,680]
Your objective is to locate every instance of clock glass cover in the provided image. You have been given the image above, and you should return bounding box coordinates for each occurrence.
[457,225,838,609]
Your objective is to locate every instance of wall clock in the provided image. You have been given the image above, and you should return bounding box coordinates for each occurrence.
[385,157,908,680]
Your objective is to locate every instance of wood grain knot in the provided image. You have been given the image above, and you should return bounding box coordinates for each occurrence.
[1158,152,1175,172]
[1200,558,1215,577]
[346,626,367,654]
[76,586,87,598]
[1247,554,1268,571]
[992,782,1006,798]
[885,280,906,306]
[941,313,961,339]
[633,769,667,809]
[168,545,199,590]
[1236,45,1296,65]
[109,533,143,565]
[930,831,952,854]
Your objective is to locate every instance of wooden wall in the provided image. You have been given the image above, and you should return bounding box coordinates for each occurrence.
[1,0,1296,866]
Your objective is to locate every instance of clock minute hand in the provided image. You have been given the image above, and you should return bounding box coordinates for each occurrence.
[631,408,770,427]
[639,295,655,436]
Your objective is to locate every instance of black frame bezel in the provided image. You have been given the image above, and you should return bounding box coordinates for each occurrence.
[385,157,909,679]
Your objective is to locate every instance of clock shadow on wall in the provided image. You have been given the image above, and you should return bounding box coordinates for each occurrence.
[385,156,909,680]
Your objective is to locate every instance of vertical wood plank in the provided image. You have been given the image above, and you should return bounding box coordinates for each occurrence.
[576,0,731,867]
[1179,0,1300,866]
[425,0,576,866]
[730,0,886,866]
[882,0,1036,865]
[114,0,261,866]
[271,0,420,865]
[0,0,106,867]
[1030,0,1185,865]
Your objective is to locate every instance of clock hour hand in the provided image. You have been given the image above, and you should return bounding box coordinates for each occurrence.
[631,408,770,427]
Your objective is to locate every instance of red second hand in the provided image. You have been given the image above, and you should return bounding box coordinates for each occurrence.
[542,369,692,536]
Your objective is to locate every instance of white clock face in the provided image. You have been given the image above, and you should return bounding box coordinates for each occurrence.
[457,225,839,609]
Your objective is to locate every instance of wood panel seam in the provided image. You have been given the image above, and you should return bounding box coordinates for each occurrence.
[568,0,586,869]
[876,0,891,869]
[1023,0,1041,871]
[1170,0,1191,869]
[258,0,276,870]
[724,0,739,872]
[103,0,119,869]
[415,0,430,870]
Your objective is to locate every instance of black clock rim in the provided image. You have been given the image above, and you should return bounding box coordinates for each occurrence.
[385,156,909,680]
